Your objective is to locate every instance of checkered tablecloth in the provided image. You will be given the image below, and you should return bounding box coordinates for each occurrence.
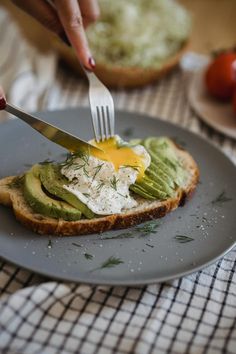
[0,7,236,354]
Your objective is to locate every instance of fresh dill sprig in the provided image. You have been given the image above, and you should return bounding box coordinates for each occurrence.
[91,256,124,272]
[96,181,105,192]
[84,253,94,260]
[99,256,124,269]
[72,242,82,248]
[60,156,75,169]
[73,164,85,171]
[93,163,104,181]
[69,162,89,178]
[117,192,126,198]
[211,191,232,206]
[145,243,154,248]
[110,176,119,191]
[109,176,126,197]
[82,166,89,178]
[61,150,90,170]
[78,151,90,165]
[174,235,194,243]
[101,220,160,240]
[83,193,90,198]
[70,148,90,161]
[101,231,135,240]
[135,220,160,236]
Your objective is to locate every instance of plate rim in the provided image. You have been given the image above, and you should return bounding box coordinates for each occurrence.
[1,240,236,286]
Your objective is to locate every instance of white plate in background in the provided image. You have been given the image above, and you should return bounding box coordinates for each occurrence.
[189,64,236,140]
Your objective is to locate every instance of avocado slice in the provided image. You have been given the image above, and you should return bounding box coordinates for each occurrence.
[146,150,177,180]
[149,162,175,188]
[24,165,82,221]
[39,164,95,219]
[157,153,185,187]
[130,185,156,200]
[130,137,187,200]
[137,176,168,199]
[143,137,186,186]
[145,137,186,178]
[145,169,174,197]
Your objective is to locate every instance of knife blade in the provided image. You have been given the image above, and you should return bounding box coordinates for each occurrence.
[5,103,103,153]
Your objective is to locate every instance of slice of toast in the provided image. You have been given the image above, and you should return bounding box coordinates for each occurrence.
[0,143,199,236]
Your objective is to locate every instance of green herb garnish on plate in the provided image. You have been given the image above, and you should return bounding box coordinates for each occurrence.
[174,235,194,243]
[94,256,124,271]
[211,191,232,206]
[84,253,94,260]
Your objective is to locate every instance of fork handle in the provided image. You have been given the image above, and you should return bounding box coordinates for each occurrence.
[82,68,103,87]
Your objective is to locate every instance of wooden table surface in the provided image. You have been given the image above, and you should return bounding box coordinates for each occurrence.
[1,0,236,54]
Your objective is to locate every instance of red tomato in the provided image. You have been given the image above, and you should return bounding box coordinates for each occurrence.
[233,90,236,115]
[205,52,236,100]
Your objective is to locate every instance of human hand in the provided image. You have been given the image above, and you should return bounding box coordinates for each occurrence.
[11,0,100,70]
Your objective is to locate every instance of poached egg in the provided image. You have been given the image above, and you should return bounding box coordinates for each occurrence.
[61,136,150,215]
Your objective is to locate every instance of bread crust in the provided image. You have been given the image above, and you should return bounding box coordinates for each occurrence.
[0,142,199,236]
[53,39,189,89]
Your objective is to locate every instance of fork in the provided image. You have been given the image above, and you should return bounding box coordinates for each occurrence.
[83,68,115,142]
[59,30,115,142]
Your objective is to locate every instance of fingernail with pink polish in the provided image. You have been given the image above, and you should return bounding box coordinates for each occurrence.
[89,57,96,68]
[0,96,6,110]
[84,57,96,71]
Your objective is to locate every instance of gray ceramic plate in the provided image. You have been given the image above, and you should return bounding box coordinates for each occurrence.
[0,108,236,285]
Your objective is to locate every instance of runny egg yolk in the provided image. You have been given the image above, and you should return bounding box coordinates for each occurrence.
[91,137,146,181]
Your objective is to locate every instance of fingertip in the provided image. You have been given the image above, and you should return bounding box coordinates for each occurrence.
[54,0,96,71]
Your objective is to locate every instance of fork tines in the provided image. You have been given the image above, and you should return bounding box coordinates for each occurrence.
[94,106,114,141]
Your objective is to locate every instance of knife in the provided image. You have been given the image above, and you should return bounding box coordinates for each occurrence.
[0,98,103,153]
